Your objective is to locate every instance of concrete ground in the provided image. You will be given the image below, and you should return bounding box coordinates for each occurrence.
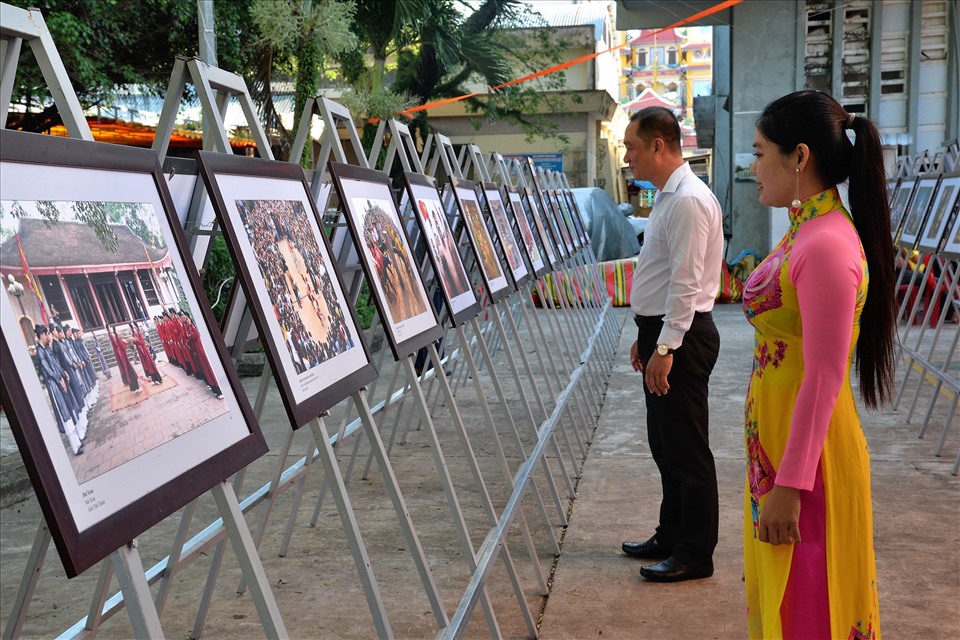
[1,304,958,639]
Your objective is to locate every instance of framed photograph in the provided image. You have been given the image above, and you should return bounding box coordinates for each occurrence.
[898,174,940,249]
[526,163,568,261]
[941,213,960,260]
[562,189,591,247]
[555,189,584,250]
[917,172,960,253]
[547,190,575,255]
[889,176,916,240]
[0,130,267,577]
[195,152,377,428]
[524,187,561,269]
[505,186,548,277]
[449,177,513,304]
[886,177,900,207]
[327,162,443,360]
[401,171,482,327]
[481,182,530,288]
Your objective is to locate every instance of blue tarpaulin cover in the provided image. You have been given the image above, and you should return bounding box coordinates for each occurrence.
[571,188,642,262]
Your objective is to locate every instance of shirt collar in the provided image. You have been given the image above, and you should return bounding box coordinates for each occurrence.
[660,162,693,195]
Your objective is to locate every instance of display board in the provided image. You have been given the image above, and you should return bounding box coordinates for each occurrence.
[0,130,267,577]
[547,190,575,255]
[504,186,548,278]
[898,174,940,249]
[917,172,960,253]
[481,181,530,288]
[401,171,482,326]
[449,177,512,303]
[524,187,561,269]
[328,162,444,360]
[195,151,378,427]
[889,176,916,239]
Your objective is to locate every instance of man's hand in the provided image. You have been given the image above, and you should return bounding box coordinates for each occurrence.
[758,484,802,545]
[644,352,672,396]
[630,340,643,373]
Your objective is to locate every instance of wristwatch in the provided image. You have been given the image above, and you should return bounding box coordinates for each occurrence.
[656,343,674,356]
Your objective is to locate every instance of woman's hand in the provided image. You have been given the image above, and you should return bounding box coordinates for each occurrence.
[758,484,802,545]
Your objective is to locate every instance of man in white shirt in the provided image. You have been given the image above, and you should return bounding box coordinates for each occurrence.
[620,107,724,582]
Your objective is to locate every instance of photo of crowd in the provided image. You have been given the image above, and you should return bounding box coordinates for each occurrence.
[235,199,356,375]
[487,193,526,278]
[415,197,472,300]
[355,197,429,323]
[460,196,504,282]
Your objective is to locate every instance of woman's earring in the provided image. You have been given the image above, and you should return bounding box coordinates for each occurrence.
[791,167,801,209]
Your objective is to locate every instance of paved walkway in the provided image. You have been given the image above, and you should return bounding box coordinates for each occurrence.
[0,304,957,638]
[538,304,959,639]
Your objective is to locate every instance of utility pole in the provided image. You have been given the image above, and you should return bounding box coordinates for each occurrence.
[197,1,217,149]
[198,0,217,66]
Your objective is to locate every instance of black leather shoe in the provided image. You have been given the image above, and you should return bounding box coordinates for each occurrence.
[639,555,713,582]
[622,535,673,559]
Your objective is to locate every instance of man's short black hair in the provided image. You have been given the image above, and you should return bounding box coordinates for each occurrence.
[629,107,682,152]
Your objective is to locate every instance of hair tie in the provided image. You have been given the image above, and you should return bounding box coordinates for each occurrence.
[845,112,856,129]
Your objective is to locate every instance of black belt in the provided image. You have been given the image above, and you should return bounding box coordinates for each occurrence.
[634,311,712,328]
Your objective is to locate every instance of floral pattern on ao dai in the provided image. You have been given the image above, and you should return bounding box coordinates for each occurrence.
[742,188,881,639]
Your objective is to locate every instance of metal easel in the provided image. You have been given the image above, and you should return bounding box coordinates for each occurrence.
[0,7,286,637]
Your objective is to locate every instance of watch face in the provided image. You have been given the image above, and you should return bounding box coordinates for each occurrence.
[657,344,669,356]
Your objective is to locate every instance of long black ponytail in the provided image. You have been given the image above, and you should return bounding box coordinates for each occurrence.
[757,90,895,408]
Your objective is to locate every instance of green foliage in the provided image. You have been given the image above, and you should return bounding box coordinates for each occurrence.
[202,236,236,324]
[250,0,358,162]
[6,0,260,131]
[355,282,376,330]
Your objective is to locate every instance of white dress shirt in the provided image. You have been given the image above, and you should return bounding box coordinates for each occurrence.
[630,162,723,349]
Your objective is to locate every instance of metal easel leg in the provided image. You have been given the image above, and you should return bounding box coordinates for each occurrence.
[210,482,289,639]
[110,542,165,639]
[307,416,394,638]
[352,390,449,630]
[2,520,50,640]
[399,357,503,639]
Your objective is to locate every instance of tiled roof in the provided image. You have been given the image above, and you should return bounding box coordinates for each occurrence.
[0,217,169,270]
[630,28,683,45]
[505,3,613,41]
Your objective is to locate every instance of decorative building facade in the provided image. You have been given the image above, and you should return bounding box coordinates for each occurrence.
[1,218,176,345]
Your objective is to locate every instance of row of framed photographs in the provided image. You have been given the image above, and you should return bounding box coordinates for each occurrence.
[0,129,590,578]
[888,171,960,256]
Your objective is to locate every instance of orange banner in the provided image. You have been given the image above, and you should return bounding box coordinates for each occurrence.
[399,0,742,117]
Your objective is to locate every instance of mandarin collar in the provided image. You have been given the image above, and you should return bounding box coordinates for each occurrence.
[789,187,844,228]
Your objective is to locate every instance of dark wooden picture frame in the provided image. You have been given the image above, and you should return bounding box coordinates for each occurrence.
[523,187,561,270]
[547,190,576,255]
[917,172,960,253]
[400,172,482,327]
[194,151,378,428]
[525,159,569,260]
[0,130,267,578]
[480,181,530,288]
[898,174,940,249]
[889,176,917,241]
[448,176,513,304]
[562,188,591,247]
[327,162,443,361]
[933,173,960,259]
[504,186,548,278]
